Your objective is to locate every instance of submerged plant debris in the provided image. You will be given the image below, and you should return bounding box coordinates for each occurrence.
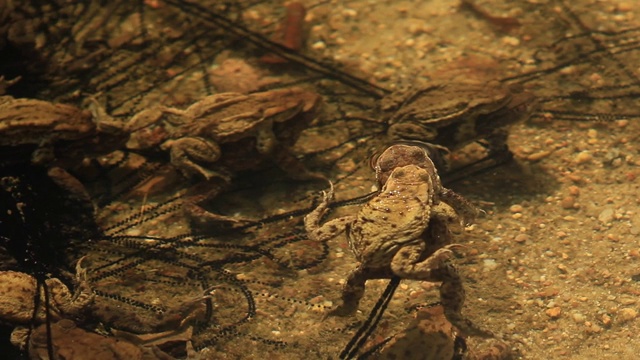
[1,0,639,359]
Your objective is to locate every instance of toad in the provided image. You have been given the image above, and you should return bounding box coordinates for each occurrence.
[382,81,536,170]
[121,87,324,182]
[375,304,512,360]
[1,258,94,349]
[305,143,491,338]
[0,95,127,201]
[90,87,324,225]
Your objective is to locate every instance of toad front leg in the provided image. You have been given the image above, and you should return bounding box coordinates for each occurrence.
[255,122,326,181]
[48,256,94,320]
[304,184,362,316]
[391,244,493,338]
[304,183,355,242]
[161,136,229,182]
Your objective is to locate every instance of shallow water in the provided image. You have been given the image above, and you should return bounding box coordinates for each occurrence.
[1,1,639,359]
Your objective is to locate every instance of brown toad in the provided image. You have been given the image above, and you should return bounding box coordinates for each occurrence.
[27,319,180,360]
[93,87,325,225]
[0,95,125,166]
[0,95,127,201]
[0,96,93,159]
[1,258,94,349]
[121,87,323,182]
[382,81,536,170]
[304,144,491,337]
[375,304,512,360]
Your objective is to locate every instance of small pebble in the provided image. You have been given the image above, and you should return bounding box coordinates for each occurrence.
[575,151,593,164]
[546,307,562,319]
[308,295,325,305]
[311,41,327,50]
[337,158,357,172]
[341,8,358,17]
[483,259,498,271]
[598,208,614,224]
[527,150,552,161]
[616,119,629,127]
[514,234,529,243]
[572,312,586,323]
[617,296,636,305]
[585,323,603,334]
[589,73,602,83]
[568,186,580,196]
[126,229,142,236]
[560,196,575,209]
[501,36,520,46]
[617,308,637,323]
[567,173,582,182]
[617,2,633,12]
[509,204,524,213]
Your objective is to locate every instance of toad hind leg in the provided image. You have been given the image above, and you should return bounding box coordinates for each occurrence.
[391,244,494,338]
[328,266,394,317]
[438,264,494,338]
[256,122,326,181]
[328,265,368,317]
[164,136,228,181]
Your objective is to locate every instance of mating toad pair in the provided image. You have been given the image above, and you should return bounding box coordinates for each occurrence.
[305,143,492,338]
